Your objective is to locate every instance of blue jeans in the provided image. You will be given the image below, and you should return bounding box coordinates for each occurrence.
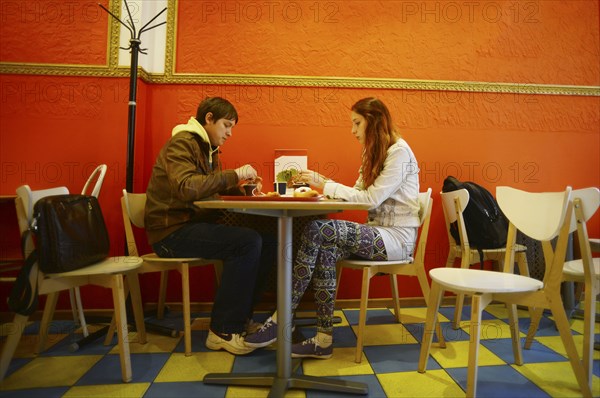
[153,222,276,334]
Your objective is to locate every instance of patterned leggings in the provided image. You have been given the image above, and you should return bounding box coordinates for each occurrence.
[291,220,387,333]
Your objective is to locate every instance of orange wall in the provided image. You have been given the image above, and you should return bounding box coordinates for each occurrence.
[1,0,599,310]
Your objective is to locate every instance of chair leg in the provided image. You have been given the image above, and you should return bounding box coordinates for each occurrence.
[390,274,401,323]
[111,274,133,383]
[36,292,59,354]
[507,303,523,365]
[0,314,29,381]
[334,264,343,301]
[104,316,116,346]
[157,270,169,319]
[418,281,443,373]
[181,264,192,356]
[549,297,592,397]
[516,252,530,278]
[452,256,470,330]
[524,307,544,349]
[582,282,596,389]
[466,293,491,398]
[73,287,89,337]
[355,268,372,363]
[127,272,147,345]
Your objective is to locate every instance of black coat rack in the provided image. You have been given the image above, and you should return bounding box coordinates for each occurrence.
[67,2,170,351]
[100,1,167,193]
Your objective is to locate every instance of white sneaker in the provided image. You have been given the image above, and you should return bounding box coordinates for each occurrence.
[206,330,256,355]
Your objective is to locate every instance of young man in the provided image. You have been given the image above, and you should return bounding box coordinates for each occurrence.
[145,97,275,355]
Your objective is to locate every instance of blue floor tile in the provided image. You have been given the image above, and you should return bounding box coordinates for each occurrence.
[144,381,227,398]
[364,343,441,374]
[445,365,551,398]
[75,353,170,385]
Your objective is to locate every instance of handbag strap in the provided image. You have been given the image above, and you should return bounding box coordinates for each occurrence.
[7,230,40,316]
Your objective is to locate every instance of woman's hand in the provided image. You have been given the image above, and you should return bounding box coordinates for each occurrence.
[299,170,330,190]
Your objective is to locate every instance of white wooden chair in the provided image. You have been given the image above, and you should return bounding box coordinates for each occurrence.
[116,190,223,356]
[336,188,445,363]
[440,188,528,329]
[523,186,599,388]
[0,184,145,383]
[418,186,593,397]
[69,164,108,337]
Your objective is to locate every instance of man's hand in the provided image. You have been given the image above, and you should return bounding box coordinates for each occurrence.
[234,164,258,182]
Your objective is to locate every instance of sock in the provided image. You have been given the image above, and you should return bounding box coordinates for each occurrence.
[270,312,278,324]
[315,331,333,348]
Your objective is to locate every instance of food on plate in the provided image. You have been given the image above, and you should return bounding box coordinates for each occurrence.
[293,186,320,198]
[265,191,281,197]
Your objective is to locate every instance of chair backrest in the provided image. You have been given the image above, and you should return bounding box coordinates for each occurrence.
[15,185,70,235]
[568,187,600,234]
[413,188,433,264]
[121,190,147,257]
[15,185,70,259]
[497,186,572,242]
[440,189,470,247]
[497,186,573,286]
[81,164,107,198]
[417,188,432,226]
[570,187,600,281]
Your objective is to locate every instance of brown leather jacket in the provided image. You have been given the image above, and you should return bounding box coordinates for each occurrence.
[144,131,242,245]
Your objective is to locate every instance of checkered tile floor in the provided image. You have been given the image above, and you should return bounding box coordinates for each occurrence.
[1,304,598,397]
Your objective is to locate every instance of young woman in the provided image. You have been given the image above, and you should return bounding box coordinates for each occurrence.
[246,97,421,359]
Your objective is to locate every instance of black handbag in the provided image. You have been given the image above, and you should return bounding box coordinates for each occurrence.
[32,194,110,273]
[8,194,110,315]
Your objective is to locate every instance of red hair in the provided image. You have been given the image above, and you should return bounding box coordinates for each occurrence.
[351,97,399,188]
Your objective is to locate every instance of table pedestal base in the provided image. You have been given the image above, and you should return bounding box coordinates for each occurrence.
[203,372,368,397]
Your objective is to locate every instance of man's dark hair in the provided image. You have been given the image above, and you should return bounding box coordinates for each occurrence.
[196,97,239,125]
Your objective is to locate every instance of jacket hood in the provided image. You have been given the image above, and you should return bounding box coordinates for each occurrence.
[172,117,219,165]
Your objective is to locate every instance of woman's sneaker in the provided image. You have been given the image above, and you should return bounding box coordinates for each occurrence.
[244,316,277,348]
[245,318,263,335]
[206,330,255,355]
[291,337,333,359]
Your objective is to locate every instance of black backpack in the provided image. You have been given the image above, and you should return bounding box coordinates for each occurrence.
[442,176,509,268]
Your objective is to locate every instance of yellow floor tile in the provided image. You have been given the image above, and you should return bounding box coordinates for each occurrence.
[301,347,374,377]
[0,333,46,358]
[481,304,531,319]
[352,323,418,346]
[378,369,465,397]
[1,355,102,390]
[453,318,525,341]
[108,332,152,354]
[226,385,306,398]
[566,316,600,336]
[535,335,600,360]
[512,361,600,397]
[429,341,505,369]
[63,382,151,398]
[126,333,182,354]
[394,307,449,324]
[154,351,234,382]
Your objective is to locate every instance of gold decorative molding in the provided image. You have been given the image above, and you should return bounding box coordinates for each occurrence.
[1,0,598,97]
[107,0,122,70]
[1,62,597,96]
[146,73,600,97]
[0,63,150,81]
